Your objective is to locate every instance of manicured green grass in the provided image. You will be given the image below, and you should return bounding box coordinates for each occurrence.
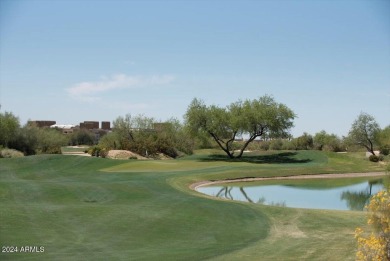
[0,150,387,260]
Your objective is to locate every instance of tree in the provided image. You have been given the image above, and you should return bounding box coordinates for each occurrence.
[185,96,295,158]
[0,111,20,147]
[313,130,344,152]
[293,132,313,150]
[9,124,40,155]
[35,128,68,154]
[348,113,380,156]
[112,114,154,150]
[98,131,121,150]
[376,126,390,155]
[69,129,96,146]
[107,115,193,157]
[154,118,194,156]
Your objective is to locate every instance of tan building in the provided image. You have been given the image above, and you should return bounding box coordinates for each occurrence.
[28,120,56,128]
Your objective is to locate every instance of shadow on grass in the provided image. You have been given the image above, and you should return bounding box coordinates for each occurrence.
[199,152,312,164]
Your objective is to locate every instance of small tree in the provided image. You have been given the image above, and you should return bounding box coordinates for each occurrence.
[313,130,344,152]
[108,115,193,157]
[9,124,40,155]
[376,126,390,156]
[35,128,68,154]
[0,111,20,147]
[185,96,295,158]
[69,129,95,146]
[294,132,314,150]
[348,113,380,156]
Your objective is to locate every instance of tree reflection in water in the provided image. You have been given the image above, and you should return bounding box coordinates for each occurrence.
[216,187,233,200]
[216,187,282,206]
[341,179,383,211]
[210,179,384,210]
[239,187,253,203]
[215,187,255,202]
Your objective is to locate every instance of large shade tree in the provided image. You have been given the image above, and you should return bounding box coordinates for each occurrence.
[185,95,295,158]
[348,112,380,156]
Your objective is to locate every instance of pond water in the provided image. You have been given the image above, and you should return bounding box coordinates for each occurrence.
[196,178,385,211]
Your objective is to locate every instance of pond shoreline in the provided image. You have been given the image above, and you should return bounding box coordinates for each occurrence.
[190,172,387,191]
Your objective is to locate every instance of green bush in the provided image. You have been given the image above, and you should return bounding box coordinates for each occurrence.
[368,155,379,162]
[258,141,270,151]
[0,111,20,148]
[281,140,297,150]
[269,139,283,150]
[87,146,108,158]
[0,149,24,158]
[88,145,101,157]
[379,145,390,156]
[99,148,108,158]
[69,129,96,146]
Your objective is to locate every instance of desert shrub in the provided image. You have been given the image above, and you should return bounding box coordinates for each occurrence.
[0,111,20,147]
[281,140,297,150]
[69,129,95,146]
[87,146,108,158]
[379,145,390,156]
[7,125,39,155]
[9,125,68,155]
[99,148,108,158]
[269,139,283,150]
[247,140,269,151]
[369,155,379,162]
[259,140,270,151]
[98,132,122,150]
[314,130,345,152]
[0,149,24,158]
[294,133,313,150]
[35,128,68,154]
[88,145,102,157]
[377,126,390,156]
[355,190,390,260]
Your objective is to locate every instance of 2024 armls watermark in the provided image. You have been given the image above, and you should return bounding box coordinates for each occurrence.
[2,246,45,254]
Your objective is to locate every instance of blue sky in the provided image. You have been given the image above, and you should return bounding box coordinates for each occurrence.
[1,0,389,137]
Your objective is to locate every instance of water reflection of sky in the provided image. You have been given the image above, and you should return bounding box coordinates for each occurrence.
[197,181,384,211]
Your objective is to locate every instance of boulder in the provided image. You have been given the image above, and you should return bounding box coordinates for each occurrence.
[106,150,147,160]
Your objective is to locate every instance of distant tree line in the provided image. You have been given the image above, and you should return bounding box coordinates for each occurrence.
[0,112,97,156]
[1,103,389,159]
[241,131,346,152]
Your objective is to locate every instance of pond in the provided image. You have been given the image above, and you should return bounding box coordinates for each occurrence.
[196,178,386,211]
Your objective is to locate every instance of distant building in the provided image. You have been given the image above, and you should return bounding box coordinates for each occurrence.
[50,124,76,134]
[101,121,111,130]
[28,119,111,137]
[28,120,56,128]
[80,121,99,130]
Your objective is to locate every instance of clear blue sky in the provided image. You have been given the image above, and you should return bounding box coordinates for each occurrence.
[1,0,389,137]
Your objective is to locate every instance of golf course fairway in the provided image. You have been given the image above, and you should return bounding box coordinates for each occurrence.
[0,150,387,260]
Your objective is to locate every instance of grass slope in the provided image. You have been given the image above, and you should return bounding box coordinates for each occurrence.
[0,150,386,260]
